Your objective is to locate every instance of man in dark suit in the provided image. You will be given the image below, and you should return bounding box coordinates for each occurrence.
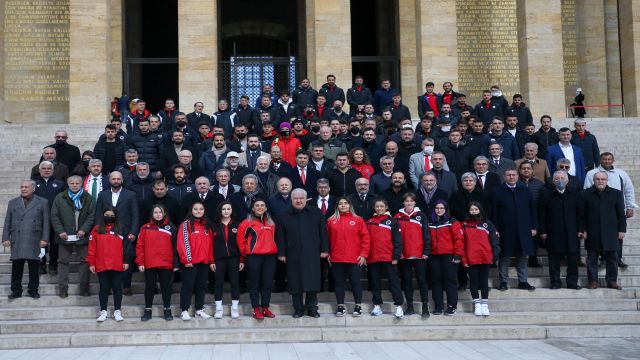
[157,130,200,177]
[416,172,449,216]
[238,134,268,172]
[182,176,224,223]
[288,150,321,199]
[186,102,212,130]
[309,144,335,178]
[94,171,139,295]
[228,174,266,221]
[83,159,110,203]
[380,172,410,215]
[347,178,376,220]
[210,168,240,201]
[33,161,66,275]
[311,178,336,291]
[473,156,501,194]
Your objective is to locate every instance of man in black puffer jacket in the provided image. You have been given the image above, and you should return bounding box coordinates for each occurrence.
[126,118,160,173]
[93,124,127,173]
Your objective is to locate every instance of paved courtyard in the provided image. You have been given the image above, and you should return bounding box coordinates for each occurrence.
[0,338,637,360]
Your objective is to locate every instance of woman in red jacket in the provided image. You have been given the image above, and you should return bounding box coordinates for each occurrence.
[212,201,244,319]
[428,200,464,316]
[327,197,370,317]
[348,147,374,180]
[136,204,178,322]
[366,198,404,318]
[177,202,215,321]
[237,198,278,320]
[87,207,133,322]
[461,201,500,317]
[394,192,431,317]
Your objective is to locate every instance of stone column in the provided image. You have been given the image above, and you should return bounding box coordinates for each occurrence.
[109,0,123,98]
[69,0,111,123]
[619,0,640,117]
[178,0,218,113]
[305,0,352,98]
[576,1,608,117]
[398,0,419,115]
[605,0,623,117]
[517,0,566,119]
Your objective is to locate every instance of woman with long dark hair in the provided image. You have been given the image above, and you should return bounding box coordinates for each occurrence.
[237,199,278,320]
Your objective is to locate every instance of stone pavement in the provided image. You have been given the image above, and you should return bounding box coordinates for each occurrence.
[1,338,637,360]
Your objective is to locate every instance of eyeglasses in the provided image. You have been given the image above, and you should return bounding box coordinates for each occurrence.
[55,136,67,140]
[558,165,570,169]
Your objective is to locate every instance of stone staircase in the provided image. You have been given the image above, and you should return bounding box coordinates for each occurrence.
[0,119,638,348]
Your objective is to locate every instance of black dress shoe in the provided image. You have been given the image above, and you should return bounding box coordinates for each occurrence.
[141,309,152,321]
[8,292,22,300]
[550,284,561,290]
[59,288,69,298]
[618,260,629,269]
[518,282,536,291]
[28,291,40,299]
[307,310,320,318]
[567,284,582,290]
[405,304,415,315]
[498,282,508,291]
[293,310,305,318]
[164,309,174,321]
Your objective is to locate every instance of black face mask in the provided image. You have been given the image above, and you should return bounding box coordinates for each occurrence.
[311,125,320,132]
[334,105,342,112]
[305,110,314,116]
[236,133,247,139]
[55,139,66,146]
[176,121,187,127]
[280,130,290,137]
[82,159,90,167]
[350,127,360,135]
[104,216,116,224]
[469,214,481,221]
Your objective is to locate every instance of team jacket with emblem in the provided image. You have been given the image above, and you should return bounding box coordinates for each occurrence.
[87,224,133,272]
[393,208,431,259]
[236,217,278,259]
[461,220,500,265]
[327,212,370,263]
[135,219,179,270]
[366,213,402,263]
[428,218,465,258]
[176,219,214,265]
[213,221,242,261]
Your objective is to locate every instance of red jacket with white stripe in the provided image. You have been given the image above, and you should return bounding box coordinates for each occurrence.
[87,224,133,272]
[136,219,178,270]
[461,220,500,265]
[176,219,214,265]
[366,214,402,263]
[393,208,431,259]
[327,212,370,263]
[428,218,465,258]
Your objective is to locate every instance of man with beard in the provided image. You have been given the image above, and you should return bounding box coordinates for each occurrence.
[229,174,266,220]
[158,130,200,177]
[359,128,384,169]
[380,172,410,215]
[167,164,195,205]
[126,118,160,174]
[347,75,372,116]
[45,130,81,172]
[125,162,154,204]
[140,179,180,225]
[254,156,280,198]
[327,152,362,197]
[199,134,231,182]
[277,189,329,317]
[175,150,204,183]
[212,100,237,139]
[416,172,449,215]
[83,159,110,203]
[93,124,126,174]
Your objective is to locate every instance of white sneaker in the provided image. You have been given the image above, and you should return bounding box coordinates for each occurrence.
[181,310,191,321]
[370,305,383,316]
[394,306,404,319]
[474,302,482,316]
[214,307,223,319]
[231,306,240,318]
[196,309,211,319]
[113,310,124,322]
[96,310,108,322]
[481,303,490,316]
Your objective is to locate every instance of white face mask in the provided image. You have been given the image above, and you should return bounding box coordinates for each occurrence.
[441,126,451,132]
[423,146,434,154]
[491,90,502,97]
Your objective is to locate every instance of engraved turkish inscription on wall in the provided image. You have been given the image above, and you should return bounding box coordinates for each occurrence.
[4,0,69,103]
[456,0,520,102]
[561,0,577,107]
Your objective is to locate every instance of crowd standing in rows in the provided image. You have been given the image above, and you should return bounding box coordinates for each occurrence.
[3,76,636,322]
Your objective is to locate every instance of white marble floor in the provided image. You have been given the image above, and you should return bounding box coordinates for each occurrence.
[0,338,636,360]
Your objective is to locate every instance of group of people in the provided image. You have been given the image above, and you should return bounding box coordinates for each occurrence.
[2,76,635,324]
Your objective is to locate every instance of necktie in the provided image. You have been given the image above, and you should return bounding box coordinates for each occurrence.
[221,187,227,199]
[424,155,431,172]
[360,194,366,202]
[300,167,306,185]
[494,159,500,166]
[321,198,327,215]
[478,174,484,189]
[200,193,205,201]
[91,178,98,202]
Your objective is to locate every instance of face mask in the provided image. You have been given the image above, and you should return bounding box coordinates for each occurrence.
[423,146,434,154]
[350,127,360,135]
[555,180,568,190]
[104,216,116,224]
[55,139,66,145]
[236,133,247,139]
[334,105,342,112]
[82,159,90,167]
[469,214,481,221]
[491,90,501,97]
[311,125,320,132]
[305,110,314,116]
[441,126,451,132]
[280,129,290,137]
[176,121,187,127]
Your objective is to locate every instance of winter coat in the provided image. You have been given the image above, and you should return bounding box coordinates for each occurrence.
[461,220,500,265]
[292,86,318,107]
[237,217,278,259]
[571,130,600,169]
[93,137,126,171]
[429,218,464,257]
[272,135,302,167]
[347,85,373,115]
[579,186,626,252]
[50,191,96,245]
[87,224,133,272]
[394,208,431,259]
[136,219,179,269]
[176,219,214,265]
[2,196,50,260]
[538,187,581,254]
[126,132,160,170]
[212,221,242,260]
[319,83,346,107]
[326,212,370,263]
[490,183,538,257]
[366,214,402,263]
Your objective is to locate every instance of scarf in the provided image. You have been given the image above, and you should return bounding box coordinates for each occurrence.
[68,188,84,211]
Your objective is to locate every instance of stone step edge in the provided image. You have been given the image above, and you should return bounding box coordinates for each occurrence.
[0,324,638,349]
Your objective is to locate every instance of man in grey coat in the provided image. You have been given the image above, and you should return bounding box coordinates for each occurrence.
[2,180,50,299]
[50,175,96,298]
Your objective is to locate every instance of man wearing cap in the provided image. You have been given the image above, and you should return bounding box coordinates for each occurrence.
[271,122,302,167]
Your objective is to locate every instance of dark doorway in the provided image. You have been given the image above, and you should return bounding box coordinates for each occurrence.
[218,0,304,107]
[350,0,400,92]
[124,0,179,113]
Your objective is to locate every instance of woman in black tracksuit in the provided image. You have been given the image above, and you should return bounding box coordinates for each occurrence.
[212,201,244,318]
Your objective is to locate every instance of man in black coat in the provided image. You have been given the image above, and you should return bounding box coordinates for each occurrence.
[140,179,181,226]
[228,174,265,221]
[182,176,224,223]
[327,153,362,197]
[93,124,127,174]
[347,178,376,220]
[415,172,449,216]
[94,171,139,294]
[539,171,582,290]
[46,130,81,172]
[126,118,160,172]
[287,150,320,199]
[157,131,200,177]
[473,156,501,195]
[186,102,213,131]
[449,172,491,221]
[380,172,410,215]
[579,171,627,290]
[34,161,66,274]
[277,189,329,317]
